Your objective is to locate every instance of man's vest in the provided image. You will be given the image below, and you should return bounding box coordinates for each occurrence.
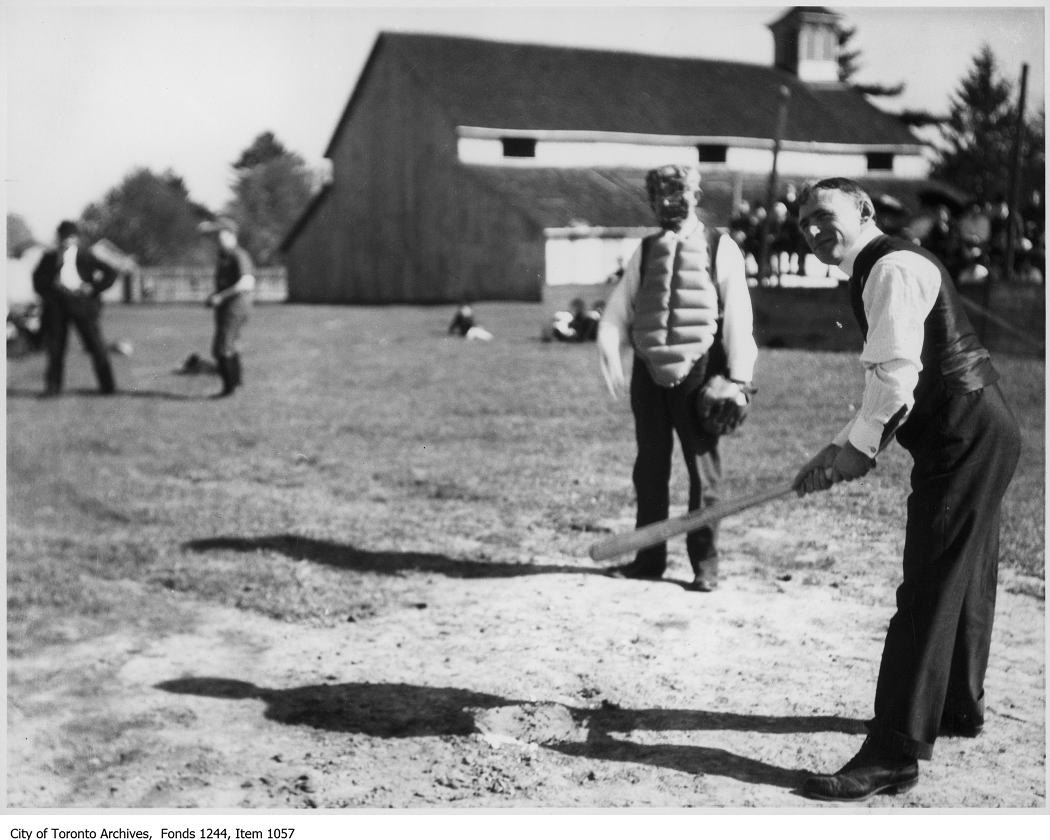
[849,235,998,443]
[215,246,255,295]
[631,227,723,388]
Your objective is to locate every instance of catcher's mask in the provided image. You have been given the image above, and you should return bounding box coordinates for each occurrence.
[646,165,702,231]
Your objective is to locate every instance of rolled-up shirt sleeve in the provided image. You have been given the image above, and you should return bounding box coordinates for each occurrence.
[832,251,940,457]
[598,245,642,344]
[596,244,643,393]
[714,233,758,383]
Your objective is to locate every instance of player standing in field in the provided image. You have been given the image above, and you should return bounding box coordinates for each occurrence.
[792,177,1021,801]
[199,217,255,398]
[597,164,758,592]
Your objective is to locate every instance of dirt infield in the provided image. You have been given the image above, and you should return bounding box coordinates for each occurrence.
[6,305,1045,810]
[8,517,1044,809]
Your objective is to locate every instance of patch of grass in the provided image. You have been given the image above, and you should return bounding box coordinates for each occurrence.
[6,303,1044,649]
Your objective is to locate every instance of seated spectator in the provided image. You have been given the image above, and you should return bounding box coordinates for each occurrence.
[6,302,43,357]
[552,297,601,342]
[448,302,493,341]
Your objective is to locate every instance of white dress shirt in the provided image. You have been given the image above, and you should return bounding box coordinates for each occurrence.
[832,226,941,458]
[59,246,83,292]
[598,216,758,393]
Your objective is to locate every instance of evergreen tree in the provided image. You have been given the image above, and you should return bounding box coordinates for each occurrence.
[225,132,316,266]
[837,20,940,128]
[930,45,1041,204]
[232,131,291,171]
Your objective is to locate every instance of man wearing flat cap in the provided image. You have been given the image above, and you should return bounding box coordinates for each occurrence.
[597,164,758,592]
[32,220,120,396]
[199,217,255,397]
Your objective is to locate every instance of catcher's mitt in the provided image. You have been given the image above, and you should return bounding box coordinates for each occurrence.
[696,374,753,436]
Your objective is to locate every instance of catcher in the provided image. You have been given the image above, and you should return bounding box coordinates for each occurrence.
[597,164,758,591]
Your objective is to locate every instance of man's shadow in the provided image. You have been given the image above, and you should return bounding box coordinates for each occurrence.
[183,533,603,579]
[156,677,862,791]
[6,386,204,401]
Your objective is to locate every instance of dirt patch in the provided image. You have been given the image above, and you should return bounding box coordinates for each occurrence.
[7,518,1045,809]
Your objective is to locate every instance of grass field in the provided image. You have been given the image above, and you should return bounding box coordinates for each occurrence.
[6,302,1041,638]
[5,302,1045,809]
[7,302,1044,643]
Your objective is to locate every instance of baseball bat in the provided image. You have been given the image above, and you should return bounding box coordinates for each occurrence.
[590,431,898,563]
[588,481,795,563]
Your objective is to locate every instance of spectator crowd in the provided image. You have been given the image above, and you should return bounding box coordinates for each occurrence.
[727,184,1045,287]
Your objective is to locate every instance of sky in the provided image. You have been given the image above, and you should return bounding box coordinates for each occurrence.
[2,1,1046,242]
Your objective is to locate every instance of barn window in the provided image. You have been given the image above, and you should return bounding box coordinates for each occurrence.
[697,144,728,163]
[867,152,894,171]
[502,137,537,158]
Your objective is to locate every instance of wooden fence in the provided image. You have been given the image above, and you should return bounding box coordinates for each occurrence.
[133,266,287,303]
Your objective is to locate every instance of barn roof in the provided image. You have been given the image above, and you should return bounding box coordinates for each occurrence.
[464,167,655,229]
[459,167,968,231]
[280,163,968,252]
[326,32,921,156]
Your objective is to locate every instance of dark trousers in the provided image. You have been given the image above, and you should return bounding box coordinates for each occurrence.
[212,297,249,392]
[629,354,721,574]
[212,297,249,359]
[41,292,115,394]
[868,382,1021,760]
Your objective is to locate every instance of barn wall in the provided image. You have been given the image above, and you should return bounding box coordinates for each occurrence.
[284,191,343,302]
[288,41,545,303]
[326,45,419,303]
[437,168,545,301]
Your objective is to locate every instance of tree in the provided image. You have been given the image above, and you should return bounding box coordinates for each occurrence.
[232,131,291,171]
[930,45,1043,204]
[79,168,214,266]
[7,213,36,257]
[837,21,941,129]
[1021,108,1046,203]
[225,132,316,266]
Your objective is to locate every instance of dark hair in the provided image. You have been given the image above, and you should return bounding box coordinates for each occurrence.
[57,220,79,239]
[799,178,875,217]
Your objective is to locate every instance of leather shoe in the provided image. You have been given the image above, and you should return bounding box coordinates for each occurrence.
[605,560,664,580]
[802,738,918,802]
[685,556,719,592]
[939,716,984,738]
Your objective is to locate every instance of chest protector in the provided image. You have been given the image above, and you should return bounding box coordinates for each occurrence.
[631,228,722,388]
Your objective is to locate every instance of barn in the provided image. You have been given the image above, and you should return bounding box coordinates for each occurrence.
[281,6,956,304]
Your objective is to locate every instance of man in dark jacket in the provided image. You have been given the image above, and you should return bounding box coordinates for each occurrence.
[31,220,119,396]
[199,217,255,397]
[792,178,1021,801]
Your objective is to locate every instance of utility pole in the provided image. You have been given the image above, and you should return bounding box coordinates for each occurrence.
[758,85,791,285]
[1003,62,1029,289]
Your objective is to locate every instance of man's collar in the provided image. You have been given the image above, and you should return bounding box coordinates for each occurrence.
[840,225,882,276]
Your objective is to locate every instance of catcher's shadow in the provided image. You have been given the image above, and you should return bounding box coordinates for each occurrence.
[182,533,602,579]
